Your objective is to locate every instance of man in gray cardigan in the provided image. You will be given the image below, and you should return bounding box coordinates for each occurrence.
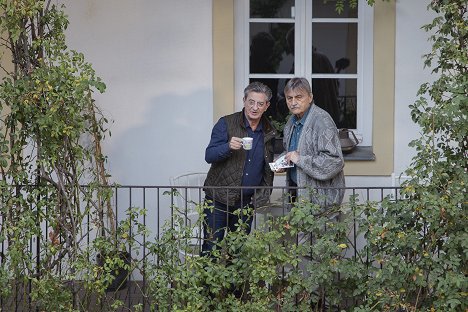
[276,77,345,206]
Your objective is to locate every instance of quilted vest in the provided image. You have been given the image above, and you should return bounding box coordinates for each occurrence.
[204,110,276,206]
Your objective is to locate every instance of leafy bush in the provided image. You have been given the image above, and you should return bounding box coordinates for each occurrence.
[356,1,467,311]
[143,198,372,311]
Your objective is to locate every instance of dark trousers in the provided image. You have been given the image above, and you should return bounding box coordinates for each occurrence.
[201,197,252,255]
[289,181,298,203]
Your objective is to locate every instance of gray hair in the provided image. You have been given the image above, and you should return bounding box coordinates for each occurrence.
[284,77,312,96]
[243,81,272,101]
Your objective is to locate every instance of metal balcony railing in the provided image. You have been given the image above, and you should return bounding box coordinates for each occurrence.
[0,184,403,311]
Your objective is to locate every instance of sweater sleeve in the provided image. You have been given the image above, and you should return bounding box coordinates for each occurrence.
[205,117,232,164]
[296,121,344,181]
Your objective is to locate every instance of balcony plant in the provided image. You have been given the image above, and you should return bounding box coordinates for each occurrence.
[351,1,467,311]
[0,0,128,308]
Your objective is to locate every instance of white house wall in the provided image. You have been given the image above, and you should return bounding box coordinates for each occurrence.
[64,0,213,186]
[394,0,435,179]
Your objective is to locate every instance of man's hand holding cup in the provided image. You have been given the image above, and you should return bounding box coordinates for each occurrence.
[229,137,253,150]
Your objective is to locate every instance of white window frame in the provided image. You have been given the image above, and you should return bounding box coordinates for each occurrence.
[234,0,374,146]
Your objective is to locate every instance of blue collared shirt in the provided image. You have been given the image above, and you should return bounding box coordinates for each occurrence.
[288,107,311,184]
[241,116,264,197]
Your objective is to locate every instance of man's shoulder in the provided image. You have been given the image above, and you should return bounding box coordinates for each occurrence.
[216,111,241,123]
[308,105,336,128]
[223,111,242,120]
[310,104,328,116]
[223,111,244,125]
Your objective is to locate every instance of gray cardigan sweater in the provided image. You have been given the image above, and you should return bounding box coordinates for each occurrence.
[282,104,345,206]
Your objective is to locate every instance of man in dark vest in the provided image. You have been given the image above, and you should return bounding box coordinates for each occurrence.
[202,81,276,254]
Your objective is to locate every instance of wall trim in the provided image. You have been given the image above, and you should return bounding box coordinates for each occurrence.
[212,0,235,122]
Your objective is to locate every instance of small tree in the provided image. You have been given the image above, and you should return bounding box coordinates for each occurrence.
[359,1,467,311]
[0,1,125,309]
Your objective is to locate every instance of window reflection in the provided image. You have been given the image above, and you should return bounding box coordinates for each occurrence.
[312,23,357,74]
[250,0,295,18]
[312,0,358,18]
[336,78,357,129]
[247,0,363,134]
[249,24,294,132]
[250,23,294,75]
[312,78,357,129]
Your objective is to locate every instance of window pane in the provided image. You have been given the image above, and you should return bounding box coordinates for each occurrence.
[249,78,291,127]
[312,78,356,129]
[312,23,357,74]
[312,0,358,18]
[250,23,294,75]
[250,0,295,18]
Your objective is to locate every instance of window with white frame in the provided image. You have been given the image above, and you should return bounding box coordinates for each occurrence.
[235,0,373,146]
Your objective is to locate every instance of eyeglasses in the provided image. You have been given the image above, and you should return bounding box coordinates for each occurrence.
[246,99,267,108]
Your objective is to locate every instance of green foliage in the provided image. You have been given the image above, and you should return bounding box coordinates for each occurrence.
[0,1,132,310]
[30,275,76,311]
[356,1,468,311]
[142,197,371,311]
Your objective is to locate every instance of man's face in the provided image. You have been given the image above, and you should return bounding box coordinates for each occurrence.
[285,88,313,119]
[243,91,270,122]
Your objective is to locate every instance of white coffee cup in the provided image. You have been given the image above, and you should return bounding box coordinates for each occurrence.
[242,137,253,150]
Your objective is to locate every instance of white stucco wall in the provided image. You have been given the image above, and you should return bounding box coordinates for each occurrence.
[63,0,213,186]
[394,0,435,178]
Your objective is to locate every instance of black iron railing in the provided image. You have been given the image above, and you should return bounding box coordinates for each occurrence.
[0,184,402,311]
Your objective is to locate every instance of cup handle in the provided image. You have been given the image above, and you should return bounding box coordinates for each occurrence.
[350,131,360,145]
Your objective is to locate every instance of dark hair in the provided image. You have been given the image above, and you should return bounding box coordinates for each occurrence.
[284,77,312,95]
[243,81,272,101]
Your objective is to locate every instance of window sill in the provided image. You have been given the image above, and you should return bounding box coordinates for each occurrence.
[343,146,375,161]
